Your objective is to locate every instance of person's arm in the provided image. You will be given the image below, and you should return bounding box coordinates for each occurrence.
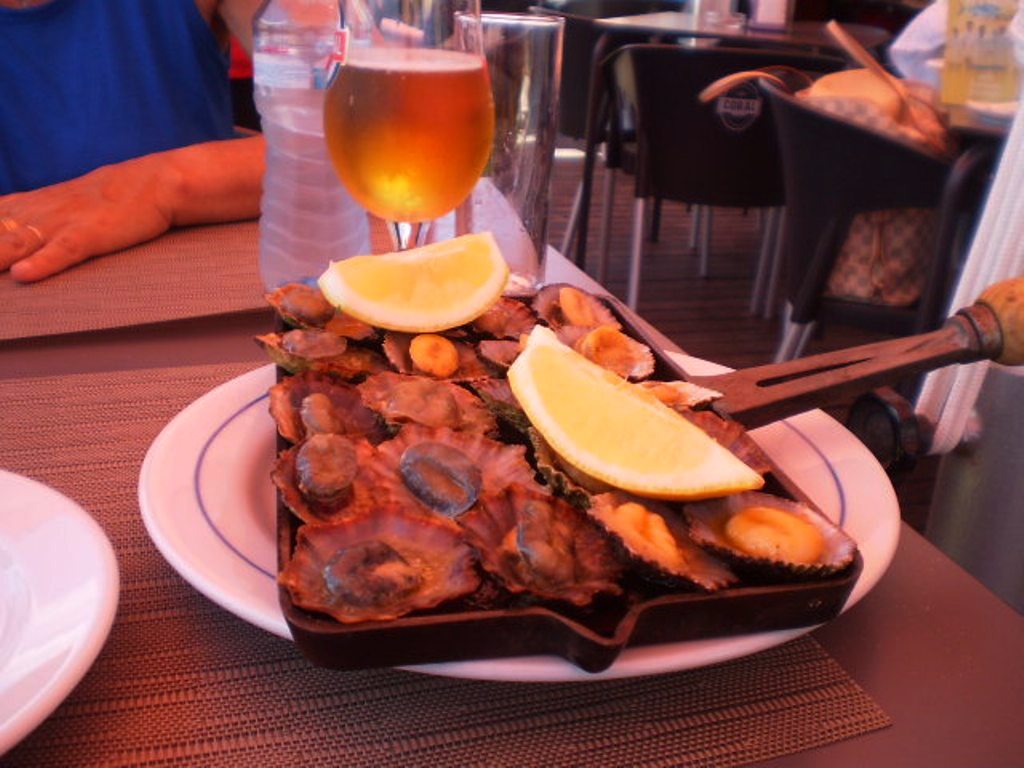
[0,135,265,283]
[218,0,257,52]
[0,0,267,283]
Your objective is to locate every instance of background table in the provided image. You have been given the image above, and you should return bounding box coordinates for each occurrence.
[594,13,891,55]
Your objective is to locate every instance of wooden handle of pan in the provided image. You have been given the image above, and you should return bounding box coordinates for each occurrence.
[977,277,1024,365]
[680,278,1024,429]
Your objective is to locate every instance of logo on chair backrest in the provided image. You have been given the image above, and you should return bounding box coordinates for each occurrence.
[714,81,762,132]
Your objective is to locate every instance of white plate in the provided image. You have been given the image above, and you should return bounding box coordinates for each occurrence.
[0,471,119,755]
[965,99,1019,124]
[138,362,900,682]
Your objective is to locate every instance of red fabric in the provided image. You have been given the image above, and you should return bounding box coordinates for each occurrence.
[230,36,253,79]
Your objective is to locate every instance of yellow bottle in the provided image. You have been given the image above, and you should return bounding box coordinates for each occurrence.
[942,0,1019,105]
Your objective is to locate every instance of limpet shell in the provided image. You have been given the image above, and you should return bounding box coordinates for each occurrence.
[272,436,386,524]
[266,283,336,328]
[383,332,490,380]
[587,492,735,591]
[573,326,655,381]
[375,424,543,518]
[470,297,538,340]
[459,485,623,606]
[681,410,773,476]
[685,491,857,579]
[533,284,621,331]
[280,506,480,623]
[266,283,377,341]
[256,331,388,379]
[269,370,387,444]
[358,371,498,435]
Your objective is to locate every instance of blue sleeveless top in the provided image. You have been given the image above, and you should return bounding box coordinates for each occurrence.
[0,0,234,194]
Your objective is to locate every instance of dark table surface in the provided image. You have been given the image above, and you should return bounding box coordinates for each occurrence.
[2,246,1022,766]
[594,12,891,54]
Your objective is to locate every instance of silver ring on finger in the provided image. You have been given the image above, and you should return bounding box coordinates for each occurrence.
[24,223,44,246]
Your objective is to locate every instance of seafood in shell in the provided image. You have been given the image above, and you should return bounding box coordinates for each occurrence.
[470,297,537,340]
[477,339,522,370]
[267,283,335,328]
[586,492,736,591]
[528,428,610,509]
[256,330,388,379]
[358,372,498,435]
[681,410,774,476]
[466,378,531,434]
[685,491,857,579]
[267,283,376,340]
[272,436,387,524]
[383,332,491,380]
[374,424,543,518]
[459,485,623,606]
[533,284,621,332]
[639,380,723,411]
[408,333,461,378]
[573,326,655,381]
[279,506,480,623]
[294,433,359,506]
[269,370,387,444]
[263,280,860,650]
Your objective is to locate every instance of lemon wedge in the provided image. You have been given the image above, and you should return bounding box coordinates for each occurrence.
[318,232,509,333]
[508,326,765,500]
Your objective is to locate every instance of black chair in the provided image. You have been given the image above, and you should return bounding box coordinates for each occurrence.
[531,0,681,139]
[762,84,996,360]
[594,43,844,309]
[529,0,681,257]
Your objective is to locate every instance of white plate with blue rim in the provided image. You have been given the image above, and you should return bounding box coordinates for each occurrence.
[138,361,900,682]
[0,471,119,755]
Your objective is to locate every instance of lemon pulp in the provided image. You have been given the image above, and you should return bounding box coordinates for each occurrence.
[508,326,764,500]
[318,231,508,333]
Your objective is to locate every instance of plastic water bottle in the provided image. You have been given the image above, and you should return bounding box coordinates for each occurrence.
[253,0,369,289]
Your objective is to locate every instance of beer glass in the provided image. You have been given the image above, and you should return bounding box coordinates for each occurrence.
[324,0,495,250]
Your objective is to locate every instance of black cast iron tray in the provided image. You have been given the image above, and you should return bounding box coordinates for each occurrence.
[271,285,994,673]
[276,282,1012,673]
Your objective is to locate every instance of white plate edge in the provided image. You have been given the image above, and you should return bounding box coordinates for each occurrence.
[0,470,120,756]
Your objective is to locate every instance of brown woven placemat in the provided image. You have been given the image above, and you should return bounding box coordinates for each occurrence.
[0,364,890,767]
[0,221,264,342]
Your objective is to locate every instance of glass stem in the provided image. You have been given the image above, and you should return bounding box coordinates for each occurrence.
[388,221,428,251]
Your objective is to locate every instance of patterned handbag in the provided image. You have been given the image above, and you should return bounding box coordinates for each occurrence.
[825,208,936,306]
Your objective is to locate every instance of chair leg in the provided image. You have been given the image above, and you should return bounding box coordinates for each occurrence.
[690,205,702,249]
[559,180,584,263]
[649,198,662,243]
[627,196,646,310]
[698,207,713,278]
[597,168,617,286]
[763,208,786,320]
[773,303,815,362]
[750,207,782,316]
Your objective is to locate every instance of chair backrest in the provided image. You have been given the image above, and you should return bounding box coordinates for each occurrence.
[530,0,682,139]
[762,84,955,329]
[606,44,844,208]
[483,0,536,11]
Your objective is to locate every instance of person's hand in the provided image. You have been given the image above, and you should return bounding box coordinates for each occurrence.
[0,135,265,283]
[0,155,177,283]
